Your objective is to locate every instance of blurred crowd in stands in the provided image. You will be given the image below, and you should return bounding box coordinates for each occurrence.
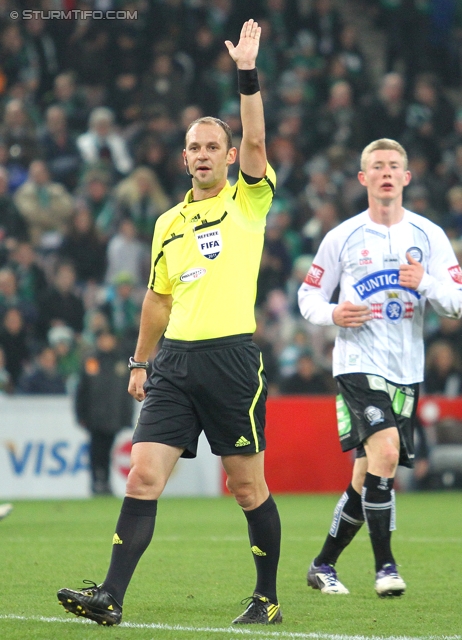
[2,0,462,397]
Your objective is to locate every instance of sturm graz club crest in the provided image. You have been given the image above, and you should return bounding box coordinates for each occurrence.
[364,405,385,426]
[407,246,423,263]
[383,298,405,324]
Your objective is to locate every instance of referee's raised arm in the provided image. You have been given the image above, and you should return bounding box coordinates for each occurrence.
[225,19,266,179]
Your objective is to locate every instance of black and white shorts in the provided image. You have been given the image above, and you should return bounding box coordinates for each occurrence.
[133,334,267,458]
[335,373,419,468]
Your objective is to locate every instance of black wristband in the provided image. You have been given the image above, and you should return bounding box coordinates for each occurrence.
[128,357,149,371]
[238,68,260,95]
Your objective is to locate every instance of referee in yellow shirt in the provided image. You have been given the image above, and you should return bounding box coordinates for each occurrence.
[58,20,281,627]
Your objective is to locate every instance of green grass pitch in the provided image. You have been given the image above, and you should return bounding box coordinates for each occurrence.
[0,493,461,640]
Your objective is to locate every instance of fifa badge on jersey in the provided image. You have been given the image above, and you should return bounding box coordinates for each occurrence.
[195,228,222,260]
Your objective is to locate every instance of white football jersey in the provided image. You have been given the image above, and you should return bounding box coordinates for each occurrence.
[298,209,462,384]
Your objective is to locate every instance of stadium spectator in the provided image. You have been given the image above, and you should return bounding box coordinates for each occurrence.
[140,52,188,120]
[47,324,81,394]
[425,316,462,364]
[360,72,408,148]
[304,0,344,58]
[423,340,462,398]
[279,350,332,394]
[58,202,107,285]
[300,199,341,255]
[0,99,40,186]
[0,25,37,94]
[375,0,430,84]
[114,166,171,243]
[0,306,32,388]
[336,23,369,97]
[0,166,29,264]
[23,15,59,103]
[298,138,462,598]
[0,266,37,326]
[267,136,306,197]
[58,20,282,627]
[100,271,142,349]
[76,169,117,239]
[441,185,462,238]
[13,159,73,250]
[75,329,133,496]
[76,107,133,179]
[131,133,174,197]
[37,261,85,339]
[7,240,47,316]
[38,105,81,191]
[104,218,148,287]
[109,72,141,129]
[405,150,447,216]
[17,344,66,395]
[278,328,313,379]
[48,71,88,134]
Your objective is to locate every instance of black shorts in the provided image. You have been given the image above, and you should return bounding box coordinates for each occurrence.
[133,334,267,458]
[335,373,419,468]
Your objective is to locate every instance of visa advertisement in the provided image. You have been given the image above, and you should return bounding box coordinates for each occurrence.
[0,396,220,499]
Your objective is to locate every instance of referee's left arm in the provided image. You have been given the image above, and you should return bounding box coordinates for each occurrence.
[225,19,266,180]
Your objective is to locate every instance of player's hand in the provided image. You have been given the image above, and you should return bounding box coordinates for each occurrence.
[399,252,424,290]
[128,368,147,402]
[333,300,371,327]
[224,19,260,70]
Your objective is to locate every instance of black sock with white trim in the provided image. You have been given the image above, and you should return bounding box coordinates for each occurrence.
[362,472,396,571]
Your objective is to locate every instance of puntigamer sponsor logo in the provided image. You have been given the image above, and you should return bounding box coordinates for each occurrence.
[353,269,421,300]
[180,267,207,282]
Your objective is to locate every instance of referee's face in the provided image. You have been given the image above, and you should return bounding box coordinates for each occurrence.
[184,123,236,196]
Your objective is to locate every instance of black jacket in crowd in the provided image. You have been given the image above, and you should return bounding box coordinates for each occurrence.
[75,349,133,433]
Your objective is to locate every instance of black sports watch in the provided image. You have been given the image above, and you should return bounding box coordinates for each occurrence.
[128,357,150,371]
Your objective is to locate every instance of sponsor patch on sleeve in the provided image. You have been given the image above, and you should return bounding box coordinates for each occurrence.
[304,263,325,288]
[448,265,462,284]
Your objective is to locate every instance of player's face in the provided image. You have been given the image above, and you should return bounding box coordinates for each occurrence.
[358,149,411,203]
[184,123,236,191]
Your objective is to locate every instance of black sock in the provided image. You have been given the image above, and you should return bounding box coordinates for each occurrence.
[243,495,281,604]
[102,497,157,605]
[361,472,396,572]
[315,483,364,566]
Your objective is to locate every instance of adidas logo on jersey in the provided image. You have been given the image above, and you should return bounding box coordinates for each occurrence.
[235,436,251,447]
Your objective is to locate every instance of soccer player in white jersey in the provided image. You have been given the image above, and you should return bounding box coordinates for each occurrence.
[298,138,462,597]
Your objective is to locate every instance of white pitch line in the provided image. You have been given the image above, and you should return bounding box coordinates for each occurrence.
[3,535,462,544]
[0,614,460,640]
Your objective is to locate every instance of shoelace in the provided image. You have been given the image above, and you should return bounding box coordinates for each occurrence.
[239,595,267,618]
[240,595,266,605]
[320,565,339,587]
[80,580,99,595]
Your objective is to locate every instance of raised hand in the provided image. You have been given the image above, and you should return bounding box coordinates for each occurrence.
[224,19,261,70]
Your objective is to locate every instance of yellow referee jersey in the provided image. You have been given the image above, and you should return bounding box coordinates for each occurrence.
[148,163,276,341]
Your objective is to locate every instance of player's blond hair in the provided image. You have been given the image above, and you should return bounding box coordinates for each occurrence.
[360,138,408,171]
